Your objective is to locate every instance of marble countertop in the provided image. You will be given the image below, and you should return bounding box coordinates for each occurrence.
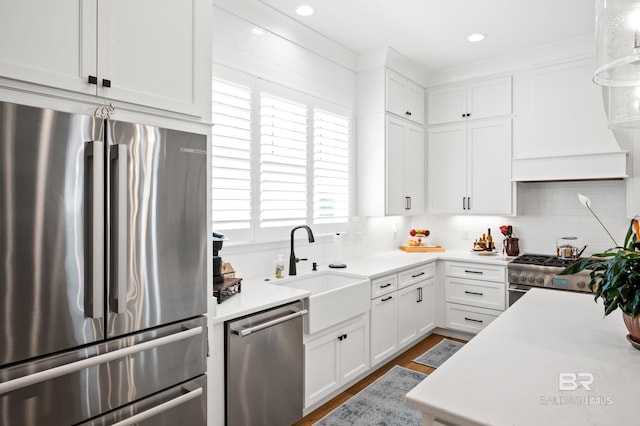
[405,288,639,426]
[211,249,511,324]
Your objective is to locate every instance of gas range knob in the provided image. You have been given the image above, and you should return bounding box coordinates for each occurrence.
[510,273,520,282]
[519,274,527,283]
[576,281,587,289]
[527,275,536,283]
[536,276,545,284]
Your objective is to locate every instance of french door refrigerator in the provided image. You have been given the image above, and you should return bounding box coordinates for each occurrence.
[0,101,208,425]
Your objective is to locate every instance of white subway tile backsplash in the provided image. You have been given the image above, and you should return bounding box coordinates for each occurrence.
[417,180,629,256]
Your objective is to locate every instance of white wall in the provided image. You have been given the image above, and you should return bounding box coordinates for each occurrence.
[414,179,630,256]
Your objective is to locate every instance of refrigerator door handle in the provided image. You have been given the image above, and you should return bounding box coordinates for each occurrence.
[112,144,128,313]
[0,326,203,395]
[111,385,204,426]
[87,141,105,319]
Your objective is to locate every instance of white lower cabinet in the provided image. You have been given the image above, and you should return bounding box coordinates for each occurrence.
[398,278,435,348]
[370,264,436,367]
[370,292,398,366]
[444,261,506,334]
[304,314,369,408]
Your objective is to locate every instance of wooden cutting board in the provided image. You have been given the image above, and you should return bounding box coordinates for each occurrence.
[399,245,445,252]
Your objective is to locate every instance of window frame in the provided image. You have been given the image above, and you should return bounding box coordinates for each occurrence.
[212,67,354,243]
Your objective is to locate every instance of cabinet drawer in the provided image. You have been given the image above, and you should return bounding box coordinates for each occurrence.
[445,303,500,334]
[445,277,505,311]
[371,274,397,298]
[445,261,505,282]
[398,263,435,289]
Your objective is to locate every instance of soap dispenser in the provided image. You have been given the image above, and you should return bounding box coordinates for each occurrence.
[275,254,285,278]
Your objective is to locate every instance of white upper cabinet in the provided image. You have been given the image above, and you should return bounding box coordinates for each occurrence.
[358,114,425,216]
[0,0,96,95]
[427,76,512,125]
[428,118,513,215]
[386,69,425,124]
[357,66,426,217]
[0,0,209,117]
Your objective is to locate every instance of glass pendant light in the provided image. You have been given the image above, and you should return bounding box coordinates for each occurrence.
[594,0,640,86]
[593,0,640,128]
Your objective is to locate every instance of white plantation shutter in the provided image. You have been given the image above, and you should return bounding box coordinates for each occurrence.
[313,109,350,223]
[260,93,308,228]
[211,78,252,231]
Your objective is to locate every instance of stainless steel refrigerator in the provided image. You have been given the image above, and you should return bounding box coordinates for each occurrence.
[0,101,208,425]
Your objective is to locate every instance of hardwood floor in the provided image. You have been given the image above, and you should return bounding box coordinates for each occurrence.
[294,333,467,426]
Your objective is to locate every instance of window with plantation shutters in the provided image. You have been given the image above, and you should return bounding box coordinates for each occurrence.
[259,93,308,228]
[211,78,252,231]
[313,109,350,224]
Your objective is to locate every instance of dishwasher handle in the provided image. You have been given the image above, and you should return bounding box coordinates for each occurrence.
[231,309,307,337]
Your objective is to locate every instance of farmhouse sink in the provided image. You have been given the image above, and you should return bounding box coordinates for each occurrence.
[275,272,370,334]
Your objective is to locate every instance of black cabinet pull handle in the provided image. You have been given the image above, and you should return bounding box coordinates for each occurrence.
[411,272,425,278]
[102,79,111,88]
[464,317,483,323]
[88,75,98,85]
[417,287,423,303]
[467,197,471,210]
[380,283,392,289]
[381,296,393,302]
[343,334,348,340]
[465,290,484,296]
[405,111,412,116]
[463,197,466,210]
[405,196,411,210]
[464,270,483,274]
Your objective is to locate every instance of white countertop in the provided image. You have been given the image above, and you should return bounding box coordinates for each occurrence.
[405,288,640,426]
[211,249,510,324]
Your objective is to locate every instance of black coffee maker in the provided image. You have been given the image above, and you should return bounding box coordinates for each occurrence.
[212,232,225,284]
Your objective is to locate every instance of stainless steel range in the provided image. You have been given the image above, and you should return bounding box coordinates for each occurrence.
[507,253,592,306]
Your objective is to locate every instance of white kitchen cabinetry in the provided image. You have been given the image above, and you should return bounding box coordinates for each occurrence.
[0,0,208,116]
[427,76,512,125]
[398,279,435,348]
[358,114,425,216]
[386,69,425,125]
[304,314,369,408]
[370,263,436,366]
[428,118,512,214]
[444,261,506,334]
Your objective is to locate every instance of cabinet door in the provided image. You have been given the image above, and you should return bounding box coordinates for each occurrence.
[427,125,467,213]
[406,81,425,125]
[467,76,512,121]
[339,319,369,384]
[386,116,408,215]
[416,278,436,335]
[97,0,207,116]
[370,294,398,366]
[397,284,419,348]
[467,119,512,214]
[404,124,425,214]
[305,331,340,407]
[386,70,407,118]
[427,85,467,125]
[0,0,97,94]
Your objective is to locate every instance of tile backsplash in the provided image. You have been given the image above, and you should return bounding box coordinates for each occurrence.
[416,180,630,256]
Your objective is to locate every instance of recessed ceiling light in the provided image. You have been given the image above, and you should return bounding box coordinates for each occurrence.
[296,5,314,16]
[468,33,487,42]
[252,27,265,36]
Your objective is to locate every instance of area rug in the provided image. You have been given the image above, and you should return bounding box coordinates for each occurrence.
[413,338,464,368]
[315,365,427,426]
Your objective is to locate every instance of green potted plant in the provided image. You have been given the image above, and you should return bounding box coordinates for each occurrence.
[561,193,640,349]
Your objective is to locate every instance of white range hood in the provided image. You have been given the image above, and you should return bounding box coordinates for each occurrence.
[512,150,629,181]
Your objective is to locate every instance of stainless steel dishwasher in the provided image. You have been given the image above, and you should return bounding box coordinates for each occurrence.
[225,300,307,426]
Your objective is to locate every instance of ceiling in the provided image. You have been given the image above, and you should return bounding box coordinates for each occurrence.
[258,0,596,72]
